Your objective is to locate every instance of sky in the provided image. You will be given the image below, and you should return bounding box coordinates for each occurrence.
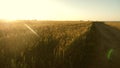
[0,0,120,21]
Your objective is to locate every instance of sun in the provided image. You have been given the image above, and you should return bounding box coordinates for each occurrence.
[0,0,74,21]
[0,18,18,23]
[5,19,17,23]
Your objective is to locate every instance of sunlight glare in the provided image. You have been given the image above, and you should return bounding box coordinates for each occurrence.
[0,0,80,20]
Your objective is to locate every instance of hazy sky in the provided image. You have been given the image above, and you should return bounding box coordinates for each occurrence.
[0,0,120,21]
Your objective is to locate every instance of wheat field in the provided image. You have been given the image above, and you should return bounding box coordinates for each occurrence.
[0,20,120,68]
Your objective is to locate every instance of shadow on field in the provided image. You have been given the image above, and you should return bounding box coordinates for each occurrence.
[0,22,120,68]
[69,21,120,68]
